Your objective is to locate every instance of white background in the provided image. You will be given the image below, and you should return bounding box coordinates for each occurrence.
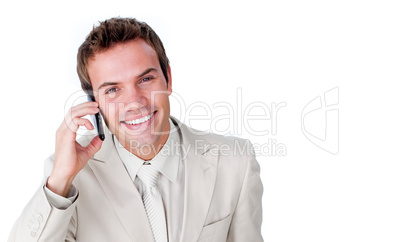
[1,0,401,241]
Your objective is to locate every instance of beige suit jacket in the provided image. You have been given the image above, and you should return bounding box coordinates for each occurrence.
[9,117,263,242]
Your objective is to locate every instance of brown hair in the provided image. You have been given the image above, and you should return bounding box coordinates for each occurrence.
[77,17,170,94]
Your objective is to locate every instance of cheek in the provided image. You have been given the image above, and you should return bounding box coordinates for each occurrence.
[150,91,170,108]
[154,95,170,121]
[148,84,170,103]
[101,101,119,123]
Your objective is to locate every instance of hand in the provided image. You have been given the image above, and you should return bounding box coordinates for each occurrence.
[47,101,103,197]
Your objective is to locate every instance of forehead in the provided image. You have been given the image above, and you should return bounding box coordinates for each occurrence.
[87,39,159,87]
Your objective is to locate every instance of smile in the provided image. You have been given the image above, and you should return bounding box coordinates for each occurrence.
[122,112,155,125]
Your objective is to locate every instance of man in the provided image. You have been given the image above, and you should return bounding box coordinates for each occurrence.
[9,17,263,242]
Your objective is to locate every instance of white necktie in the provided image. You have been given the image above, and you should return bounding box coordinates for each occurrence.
[137,164,168,242]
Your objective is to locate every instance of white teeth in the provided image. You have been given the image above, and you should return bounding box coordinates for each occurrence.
[124,112,154,125]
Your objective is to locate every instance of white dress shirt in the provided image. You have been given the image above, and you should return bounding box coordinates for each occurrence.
[45,118,184,242]
[113,119,184,242]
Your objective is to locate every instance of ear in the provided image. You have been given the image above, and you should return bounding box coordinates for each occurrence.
[167,65,172,95]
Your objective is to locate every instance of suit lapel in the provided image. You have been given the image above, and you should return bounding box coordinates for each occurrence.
[88,129,154,242]
[172,118,219,242]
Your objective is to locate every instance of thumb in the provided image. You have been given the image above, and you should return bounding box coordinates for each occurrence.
[84,136,104,158]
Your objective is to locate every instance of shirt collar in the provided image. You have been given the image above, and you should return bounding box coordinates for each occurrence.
[113,118,180,184]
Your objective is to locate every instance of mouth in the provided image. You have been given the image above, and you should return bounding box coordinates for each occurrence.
[121,111,156,125]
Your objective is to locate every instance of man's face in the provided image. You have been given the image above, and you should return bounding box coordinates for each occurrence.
[88,39,172,158]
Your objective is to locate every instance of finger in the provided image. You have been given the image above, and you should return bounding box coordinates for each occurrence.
[68,101,99,117]
[66,117,94,133]
[69,104,100,119]
[64,108,99,128]
[73,101,99,109]
[82,136,104,159]
[76,102,98,111]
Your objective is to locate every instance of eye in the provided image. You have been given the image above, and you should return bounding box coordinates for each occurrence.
[141,77,153,83]
[105,87,118,94]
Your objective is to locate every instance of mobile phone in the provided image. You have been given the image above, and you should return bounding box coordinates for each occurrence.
[87,95,105,141]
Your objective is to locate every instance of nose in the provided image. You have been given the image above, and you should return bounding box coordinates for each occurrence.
[121,85,148,114]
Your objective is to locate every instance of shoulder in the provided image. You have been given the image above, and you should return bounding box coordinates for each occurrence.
[173,116,248,142]
[198,130,252,154]
[173,117,254,159]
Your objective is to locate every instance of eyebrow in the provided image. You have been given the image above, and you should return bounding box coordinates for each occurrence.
[96,68,158,91]
[97,82,119,91]
[138,68,157,78]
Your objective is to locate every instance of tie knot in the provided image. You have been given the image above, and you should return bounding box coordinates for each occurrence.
[137,164,159,189]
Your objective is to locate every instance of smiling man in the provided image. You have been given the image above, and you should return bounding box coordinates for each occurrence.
[9,17,263,242]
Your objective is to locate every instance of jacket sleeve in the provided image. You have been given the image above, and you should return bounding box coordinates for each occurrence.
[227,140,264,242]
[8,156,78,242]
